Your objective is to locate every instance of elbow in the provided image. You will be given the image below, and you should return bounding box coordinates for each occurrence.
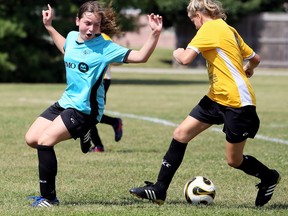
[141,58,149,63]
[138,57,149,63]
[256,54,261,65]
[252,53,261,66]
[176,59,190,65]
[174,56,191,65]
[181,59,191,65]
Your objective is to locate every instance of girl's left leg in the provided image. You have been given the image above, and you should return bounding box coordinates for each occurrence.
[226,141,281,206]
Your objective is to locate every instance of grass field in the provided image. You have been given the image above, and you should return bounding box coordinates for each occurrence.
[0,68,288,215]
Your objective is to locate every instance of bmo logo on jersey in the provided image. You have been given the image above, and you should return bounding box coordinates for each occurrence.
[65,61,89,73]
[78,62,89,73]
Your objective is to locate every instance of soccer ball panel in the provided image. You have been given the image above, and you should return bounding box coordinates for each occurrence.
[184,176,216,205]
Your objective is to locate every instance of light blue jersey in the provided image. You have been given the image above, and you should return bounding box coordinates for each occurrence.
[58,31,130,121]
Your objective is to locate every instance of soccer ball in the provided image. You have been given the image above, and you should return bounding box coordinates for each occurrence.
[184,176,216,205]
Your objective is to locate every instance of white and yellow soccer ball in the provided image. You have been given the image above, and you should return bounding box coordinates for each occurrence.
[184,176,216,205]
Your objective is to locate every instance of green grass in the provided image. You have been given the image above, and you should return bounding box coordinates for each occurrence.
[0,69,288,215]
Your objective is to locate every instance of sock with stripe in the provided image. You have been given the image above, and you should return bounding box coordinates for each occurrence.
[155,139,187,191]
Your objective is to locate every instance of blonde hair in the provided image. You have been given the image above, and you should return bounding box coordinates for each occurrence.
[187,0,227,20]
[77,1,120,36]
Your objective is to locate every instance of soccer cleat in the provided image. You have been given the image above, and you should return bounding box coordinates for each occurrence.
[90,146,104,152]
[255,169,281,207]
[113,118,123,142]
[80,130,91,153]
[28,196,59,207]
[129,181,166,205]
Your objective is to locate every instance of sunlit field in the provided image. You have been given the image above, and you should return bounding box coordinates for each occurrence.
[0,67,287,216]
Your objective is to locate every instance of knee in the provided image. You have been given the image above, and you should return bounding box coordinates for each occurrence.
[24,133,38,148]
[173,127,188,143]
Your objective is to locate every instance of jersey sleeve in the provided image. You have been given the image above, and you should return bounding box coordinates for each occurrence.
[230,27,254,60]
[187,23,220,53]
[64,31,78,52]
[104,41,130,64]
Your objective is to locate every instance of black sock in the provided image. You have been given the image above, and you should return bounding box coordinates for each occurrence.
[90,126,103,148]
[100,114,117,126]
[37,145,57,200]
[156,139,187,191]
[235,155,271,180]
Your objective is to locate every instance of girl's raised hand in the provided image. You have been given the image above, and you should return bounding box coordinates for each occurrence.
[147,13,163,33]
[42,4,53,28]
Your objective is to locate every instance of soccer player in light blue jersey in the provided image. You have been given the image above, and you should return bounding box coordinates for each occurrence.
[25,1,162,207]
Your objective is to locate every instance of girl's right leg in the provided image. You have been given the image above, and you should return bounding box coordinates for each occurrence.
[129,116,212,205]
[25,116,60,206]
[26,114,71,207]
[155,116,212,190]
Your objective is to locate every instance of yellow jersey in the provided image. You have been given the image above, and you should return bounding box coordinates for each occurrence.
[188,19,256,108]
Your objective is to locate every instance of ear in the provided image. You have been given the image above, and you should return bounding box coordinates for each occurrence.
[76,17,80,26]
[195,12,201,19]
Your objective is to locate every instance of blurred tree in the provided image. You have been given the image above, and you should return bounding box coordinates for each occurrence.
[0,0,74,82]
[0,0,149,82]
[138,0,287,66]
[139,0,287,40]
[138,0,287,26]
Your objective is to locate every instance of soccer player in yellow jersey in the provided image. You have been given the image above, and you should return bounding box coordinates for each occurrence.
[130,0,280,207]
[89,33,123,153]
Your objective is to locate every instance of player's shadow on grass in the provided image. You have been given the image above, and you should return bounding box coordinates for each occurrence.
[64,197,187,206]
[64,197,151,206]
[265,203,288,210]
[112,79,208,86]
[112,148,161,154]
[63,198,288,209]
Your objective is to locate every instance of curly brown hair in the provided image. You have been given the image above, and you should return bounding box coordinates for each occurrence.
[77,1,120,36]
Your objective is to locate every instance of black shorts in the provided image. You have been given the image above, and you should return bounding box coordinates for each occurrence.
[189,96,260,143]
[40,102,98,139]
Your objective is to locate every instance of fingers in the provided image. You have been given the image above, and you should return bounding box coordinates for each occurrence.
[148,13,162,21]
[42,4,52,17]
[245,69,254,78]
[147,13,163,30]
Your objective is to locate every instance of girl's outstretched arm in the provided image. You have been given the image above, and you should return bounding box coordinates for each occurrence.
[127,13,163,63]
[42,4,66,54]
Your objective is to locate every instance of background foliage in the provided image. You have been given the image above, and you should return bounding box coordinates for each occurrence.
[0,0,286,82]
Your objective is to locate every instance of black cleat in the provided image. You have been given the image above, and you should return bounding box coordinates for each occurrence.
[80,130,91,153]
[129,181,166,205]
[255,169,281,207]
